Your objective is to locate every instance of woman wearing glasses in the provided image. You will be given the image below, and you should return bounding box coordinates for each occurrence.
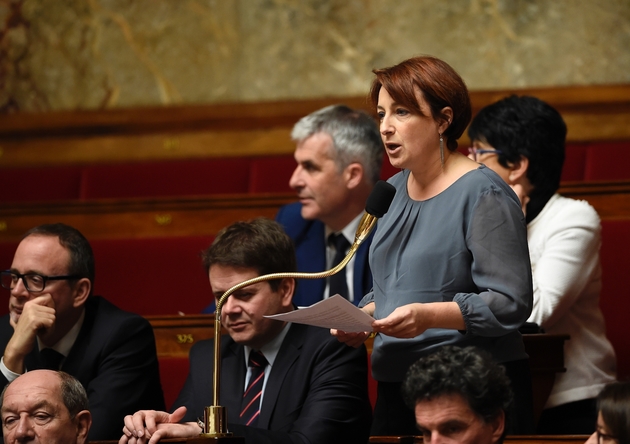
[468,95,617,435]
[586,381,630,444]
[332,56,534,436]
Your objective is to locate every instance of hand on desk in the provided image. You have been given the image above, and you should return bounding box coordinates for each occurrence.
[120,407,200,444]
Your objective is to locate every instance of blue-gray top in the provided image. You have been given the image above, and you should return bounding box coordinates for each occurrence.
[364,165,533,382]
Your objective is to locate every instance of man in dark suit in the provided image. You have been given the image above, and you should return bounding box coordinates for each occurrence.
[0,223,164,441]
[201,105,384,312]
[278,104,384,307]
[121,218,372,444]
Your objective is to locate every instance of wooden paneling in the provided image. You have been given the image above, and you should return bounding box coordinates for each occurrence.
[1,84,629,168]
[1,180,628,242]
[0,193,294,241]
[559,180,630,220]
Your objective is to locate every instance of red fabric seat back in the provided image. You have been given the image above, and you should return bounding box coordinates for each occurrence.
[249,156,295,193]
[91,236,215,316]
[562,143,588,182]
[80,159,251,199]
[584,142,630,181]
[599,219,630,379]
[159,357,190,411]
[0,166,83,203]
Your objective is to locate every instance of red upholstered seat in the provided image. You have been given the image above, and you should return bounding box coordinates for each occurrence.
[600,219,630,380]
[0,166,83,203]
[0,242,20,317]
[159,356,190,411]
[249,156,295,193]
[584,141,630,181]
[91,236,215,316]
[80,158,251,199]
[562,143,588,182]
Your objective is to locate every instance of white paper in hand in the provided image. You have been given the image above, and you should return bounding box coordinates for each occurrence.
[264,295,374,332]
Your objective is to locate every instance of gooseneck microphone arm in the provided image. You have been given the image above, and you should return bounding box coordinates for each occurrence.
[201,181,396,437]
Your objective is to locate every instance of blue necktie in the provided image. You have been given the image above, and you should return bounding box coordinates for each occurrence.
[328,233,350,299]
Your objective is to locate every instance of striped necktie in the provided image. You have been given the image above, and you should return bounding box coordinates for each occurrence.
[240,350,268,426]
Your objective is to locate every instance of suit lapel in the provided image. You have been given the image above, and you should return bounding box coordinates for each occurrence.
[257,324,304,428]
[295,221,326,305]
[221,339,246,424]
[60,298,98,377]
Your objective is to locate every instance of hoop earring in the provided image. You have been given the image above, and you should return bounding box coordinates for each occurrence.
[439,134,444,167]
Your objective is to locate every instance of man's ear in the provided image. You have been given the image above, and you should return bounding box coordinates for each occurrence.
[343,163,364,190]
[74,410,92,444]
[507,155,529,184]
[489,409,505,443]
[72,278,91,308]
[279,278,296,308]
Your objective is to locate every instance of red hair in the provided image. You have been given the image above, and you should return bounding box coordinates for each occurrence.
[369,56,471,151]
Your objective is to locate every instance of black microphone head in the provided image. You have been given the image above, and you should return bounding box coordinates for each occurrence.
[365,180,396,218]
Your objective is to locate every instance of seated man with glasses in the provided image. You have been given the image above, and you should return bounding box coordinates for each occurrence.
[0,223,165,440]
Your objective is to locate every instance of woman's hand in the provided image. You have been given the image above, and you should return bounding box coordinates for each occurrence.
[330,302,376,347]
[371,303,429,338]
[372,302,465,338]
[330,329,371,348]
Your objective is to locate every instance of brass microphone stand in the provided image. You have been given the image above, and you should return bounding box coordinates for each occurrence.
[199,210,380,437]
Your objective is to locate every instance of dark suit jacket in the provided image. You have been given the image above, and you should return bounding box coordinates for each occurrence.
[275,202,374,307]
[0,296,165,441]
[173,323,372,444]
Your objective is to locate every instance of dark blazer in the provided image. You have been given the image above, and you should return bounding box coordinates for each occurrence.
[0,296,165,441]
[174,322,372,444]
[275,202,374,307]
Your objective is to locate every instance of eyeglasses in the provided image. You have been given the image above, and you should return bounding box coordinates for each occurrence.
[597,430,619,443]
[467,147,503,161]
[0,270,81,293]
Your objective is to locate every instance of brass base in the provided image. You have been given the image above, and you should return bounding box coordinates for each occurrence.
[201,406,232,438]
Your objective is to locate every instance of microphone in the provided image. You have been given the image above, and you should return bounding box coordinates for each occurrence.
[201,180,396,437]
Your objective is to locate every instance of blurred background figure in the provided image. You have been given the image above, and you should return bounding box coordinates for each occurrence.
[468,95,617,434]
[586,381,630,444]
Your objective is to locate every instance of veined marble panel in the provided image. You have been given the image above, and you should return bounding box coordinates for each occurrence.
[0,0,629,111]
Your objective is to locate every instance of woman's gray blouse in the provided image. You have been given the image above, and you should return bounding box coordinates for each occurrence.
[365,165,533,382]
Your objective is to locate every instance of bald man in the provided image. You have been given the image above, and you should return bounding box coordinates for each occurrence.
[0,370,92,444]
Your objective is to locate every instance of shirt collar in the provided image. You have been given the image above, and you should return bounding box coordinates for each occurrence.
[244,321,292,368]
[37,308,85,357]
[325,211,365,245]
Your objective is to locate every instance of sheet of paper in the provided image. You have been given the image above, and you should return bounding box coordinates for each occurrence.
[264,295,374,332]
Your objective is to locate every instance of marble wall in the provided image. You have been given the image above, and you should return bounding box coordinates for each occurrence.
[1,0,629,112]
